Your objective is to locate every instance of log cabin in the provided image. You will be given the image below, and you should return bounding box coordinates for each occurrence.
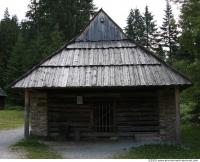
[12,9,192,142]
[0,87,6,109]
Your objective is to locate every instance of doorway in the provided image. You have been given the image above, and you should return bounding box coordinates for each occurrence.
[93,102,114,132]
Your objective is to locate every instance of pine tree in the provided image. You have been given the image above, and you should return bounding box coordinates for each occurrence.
[125,9,135,39]
[178,0,200,61]
[45,25,64,55]
[25,0,96,41]
[156,44,166,60]
[143,6,159,52]
[160,0,179,64]
[5,34,27,85]
[174,0,200,123]
[25,0,46,40]
[125,8,145,44]
[3,8,10,21]
[4,34,28,105]
[0,8,19,86]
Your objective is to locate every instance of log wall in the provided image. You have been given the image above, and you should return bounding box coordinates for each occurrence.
[46,89,159,138]
[29,88,178,141]
[116,91,159,134]
[47,93,92,137]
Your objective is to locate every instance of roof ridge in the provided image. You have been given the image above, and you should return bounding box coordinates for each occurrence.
[66,46,137,50]
[40,64,161,68]
[73,39,130,43]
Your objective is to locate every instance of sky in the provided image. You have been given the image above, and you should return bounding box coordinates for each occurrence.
[0,0,181,28]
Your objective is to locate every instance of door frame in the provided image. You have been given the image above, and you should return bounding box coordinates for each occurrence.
[90,98,116,133]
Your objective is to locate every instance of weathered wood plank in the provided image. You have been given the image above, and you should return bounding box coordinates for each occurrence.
[24,89,30,138]
[175,88,181,143]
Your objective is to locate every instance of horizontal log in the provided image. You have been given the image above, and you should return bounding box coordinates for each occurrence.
[117,104,157,107]
[80,132,135,137]
[48,116,90,121]
[117,126,159,131]
[48,109,91,113]
[48,93,121,98]
[48,126,91,131]
[117,116,159,121]
[116,109,157,113]
[116,112,158,117]
[48,117,90,121]
[48,113,90,117]
[48,105,90,109]
[117,121,159,126]
[47,95,157,101]
[117,103,157,107]
[48,130,160,137]
[48,121,90,127]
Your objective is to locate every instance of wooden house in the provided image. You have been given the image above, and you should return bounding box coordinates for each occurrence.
[12,9,192,142]
[0,87,6,109]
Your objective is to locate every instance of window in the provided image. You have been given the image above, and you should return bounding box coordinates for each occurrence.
[77,96,83,105]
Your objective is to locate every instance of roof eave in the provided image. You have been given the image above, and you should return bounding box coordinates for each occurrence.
[12,83,192,90]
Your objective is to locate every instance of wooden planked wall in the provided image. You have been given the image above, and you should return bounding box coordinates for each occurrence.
[47,89,159,138]
[116,92,159,134]
[47,93,92,136]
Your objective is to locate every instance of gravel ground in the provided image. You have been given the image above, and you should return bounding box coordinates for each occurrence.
[0,127,24,159]
[45,139,155,159]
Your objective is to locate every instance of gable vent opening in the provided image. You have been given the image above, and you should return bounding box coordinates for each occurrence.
[100,17,105,23]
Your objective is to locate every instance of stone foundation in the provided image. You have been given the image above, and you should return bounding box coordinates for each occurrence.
[30,91,48,136]
[158,88,177,142]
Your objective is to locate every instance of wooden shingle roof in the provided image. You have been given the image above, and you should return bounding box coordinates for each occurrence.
[12,9,192,89]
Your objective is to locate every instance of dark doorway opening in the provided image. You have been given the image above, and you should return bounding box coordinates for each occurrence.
[93,102,114,132]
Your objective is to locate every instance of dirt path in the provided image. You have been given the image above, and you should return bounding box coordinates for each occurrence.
[0,127,24,159]
[46,139,148,159]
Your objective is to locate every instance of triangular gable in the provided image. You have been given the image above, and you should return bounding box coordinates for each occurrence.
[75,9,127,42]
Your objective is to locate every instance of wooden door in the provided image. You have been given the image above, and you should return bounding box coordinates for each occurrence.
[93,102,114,132]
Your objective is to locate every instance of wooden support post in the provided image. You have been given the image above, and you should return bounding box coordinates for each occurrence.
[113,100,117,132]
[175,88,181,144]
[24,89,30,138]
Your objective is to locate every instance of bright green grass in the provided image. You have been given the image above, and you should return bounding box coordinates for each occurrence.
[12,136,62,159]
[0,110,24,130]
[118,124,200,159]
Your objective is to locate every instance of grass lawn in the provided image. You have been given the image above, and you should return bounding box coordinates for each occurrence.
[0,109,24,130]
[12,136,62,159]
[118,124,200,159]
